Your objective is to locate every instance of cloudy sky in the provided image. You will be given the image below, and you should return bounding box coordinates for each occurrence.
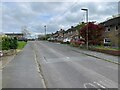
[1,0,119,35]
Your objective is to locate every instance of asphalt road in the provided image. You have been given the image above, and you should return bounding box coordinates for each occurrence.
[34,41,118,88]
[2,41,119,88]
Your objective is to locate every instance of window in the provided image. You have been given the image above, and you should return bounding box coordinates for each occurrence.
[104,38,111,46]
[115,26,118,31]
[105,27,110,32]
[107,28,110,32]
[104,38,111,43]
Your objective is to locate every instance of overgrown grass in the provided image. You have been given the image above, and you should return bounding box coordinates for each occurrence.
[17,41,27,49]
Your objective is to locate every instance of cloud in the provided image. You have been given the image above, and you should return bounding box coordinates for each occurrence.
[1,1,119,35]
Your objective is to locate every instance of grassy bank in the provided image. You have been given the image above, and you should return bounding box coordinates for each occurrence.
[17,41,27,49]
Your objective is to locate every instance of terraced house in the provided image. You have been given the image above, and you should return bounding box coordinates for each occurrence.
[100,15,120,47]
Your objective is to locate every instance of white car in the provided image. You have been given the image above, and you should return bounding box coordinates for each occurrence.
[0,51,3,57]
[63,38,71,43]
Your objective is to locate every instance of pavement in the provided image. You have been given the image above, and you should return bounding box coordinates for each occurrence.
[2,42,45,88]
[68,45,119,64]
[2,41,119,88]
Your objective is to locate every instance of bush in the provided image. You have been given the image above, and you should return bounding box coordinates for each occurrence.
[2,37,10,50]
[2,36,18,50]
[11,37,18,49]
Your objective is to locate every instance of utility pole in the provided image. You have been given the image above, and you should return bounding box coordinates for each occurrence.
[81,8,88,49]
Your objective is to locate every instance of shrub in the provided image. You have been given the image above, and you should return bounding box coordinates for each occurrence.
[2,37,10,50]
[2,36,18,50]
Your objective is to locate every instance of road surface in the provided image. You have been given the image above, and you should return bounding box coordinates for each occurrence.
[2,41,118,88]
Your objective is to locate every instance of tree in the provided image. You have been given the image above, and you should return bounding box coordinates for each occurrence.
[75,22,86,39]
[80,22,105,45]
[21,26,32,38]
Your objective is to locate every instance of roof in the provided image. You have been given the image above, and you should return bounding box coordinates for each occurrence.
[100,16,120,26]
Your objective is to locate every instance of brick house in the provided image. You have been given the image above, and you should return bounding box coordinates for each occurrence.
[100,16,120,47]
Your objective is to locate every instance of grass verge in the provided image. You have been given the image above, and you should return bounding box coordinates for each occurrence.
[17,41,27,49]
[93,46,120,51]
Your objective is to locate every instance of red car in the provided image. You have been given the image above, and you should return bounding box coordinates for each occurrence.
[70,38,85,46]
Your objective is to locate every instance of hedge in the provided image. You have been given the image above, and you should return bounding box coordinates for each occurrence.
[2,36,18,50]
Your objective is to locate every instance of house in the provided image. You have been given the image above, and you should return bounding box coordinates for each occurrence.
[100,16,120,47]
[51,29,65,42]
[64,26,78,39]
[57,29,65,42]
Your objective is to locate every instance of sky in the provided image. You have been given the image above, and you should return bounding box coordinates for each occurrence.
[1,0,119,35]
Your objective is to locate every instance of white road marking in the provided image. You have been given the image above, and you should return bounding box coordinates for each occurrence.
[99,80,118,88]
[84,83,97,88]
[93,82,106,88]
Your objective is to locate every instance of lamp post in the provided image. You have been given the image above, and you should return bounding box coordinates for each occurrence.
[81,8,88,49]
[44,25,46,40]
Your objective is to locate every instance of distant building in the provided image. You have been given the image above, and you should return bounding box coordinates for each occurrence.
[100,16,120,47]
[52,29,65,42]
[5,33,24,39]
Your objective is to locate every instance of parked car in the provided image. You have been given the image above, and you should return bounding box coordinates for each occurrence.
[63,38,72,44]
[0,51,3,57]
[70,38,85,46]
[47,38,56,42]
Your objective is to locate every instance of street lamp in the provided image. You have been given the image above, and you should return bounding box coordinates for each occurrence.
[44,25,46,40]
[81,8,88,49]
[44,25,46,36]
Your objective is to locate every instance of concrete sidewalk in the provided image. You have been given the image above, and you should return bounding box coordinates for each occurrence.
[2,43,44,88]
[70,46,119,64]
[0,55,15,69]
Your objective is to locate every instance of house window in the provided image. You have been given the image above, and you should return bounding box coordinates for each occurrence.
[115,26,118,31]
[107,28,110,31]
[104,38,111,46]
[105,27,110,32]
